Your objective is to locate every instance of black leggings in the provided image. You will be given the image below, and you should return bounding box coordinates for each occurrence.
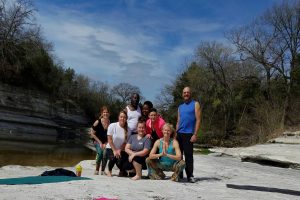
[106,148,128,172]
[122,156,148,170]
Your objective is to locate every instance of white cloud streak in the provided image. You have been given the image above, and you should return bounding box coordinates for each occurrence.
[35,2,225,101]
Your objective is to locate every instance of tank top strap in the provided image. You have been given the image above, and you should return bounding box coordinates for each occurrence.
[159,139,163,153]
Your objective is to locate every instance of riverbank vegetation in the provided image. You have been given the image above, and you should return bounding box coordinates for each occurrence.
[156,1,300,146]
[1,0,299,146]
[0,1,140,120]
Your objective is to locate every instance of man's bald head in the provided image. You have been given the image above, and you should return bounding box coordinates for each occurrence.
[182,87,192,102]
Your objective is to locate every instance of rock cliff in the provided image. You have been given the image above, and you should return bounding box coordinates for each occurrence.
[0,83,90,145]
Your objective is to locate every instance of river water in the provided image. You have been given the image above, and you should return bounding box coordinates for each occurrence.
[0,141,211,167]
[0,140,95,167]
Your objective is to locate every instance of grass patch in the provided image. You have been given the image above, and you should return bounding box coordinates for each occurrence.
[194,148,212,155]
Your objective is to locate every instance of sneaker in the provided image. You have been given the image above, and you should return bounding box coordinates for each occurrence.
[94,170,99,175]
[188,177,195,183]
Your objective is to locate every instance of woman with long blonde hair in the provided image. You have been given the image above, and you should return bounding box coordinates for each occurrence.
[146,123,185,182]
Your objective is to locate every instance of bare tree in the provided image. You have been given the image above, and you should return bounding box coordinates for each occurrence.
[263,0,300,126]
[196,41,239,133]
[226,20,279,101]
[155,83,174,113]
[111,82,142,106]
[227,0,300,127]
[0,0,39,79]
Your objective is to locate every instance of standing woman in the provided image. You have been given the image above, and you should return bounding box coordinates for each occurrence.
[90,106,110,175]
[106,110,128,177]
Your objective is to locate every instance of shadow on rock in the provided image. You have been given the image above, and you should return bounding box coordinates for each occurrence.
[180,177,221,183]
[227,184,300,196]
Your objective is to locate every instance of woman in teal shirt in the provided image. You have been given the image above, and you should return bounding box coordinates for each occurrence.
[146,123,185,182]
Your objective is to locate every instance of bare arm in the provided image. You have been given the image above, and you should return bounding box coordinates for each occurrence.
[190,101,201,143]
[125,143,149,156]
[90,120,102,145]
[125,143,132,155]
[194,101,201,135]
[166,139,182,161]
[126,142,150,162]
[148,140,162,159]
[176,108,180,131]
[107,135,116,152]
[131,148,149,157]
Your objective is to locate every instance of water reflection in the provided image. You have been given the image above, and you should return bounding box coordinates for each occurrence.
[0,140,95,167]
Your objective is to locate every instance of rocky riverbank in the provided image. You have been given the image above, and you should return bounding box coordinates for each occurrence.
[1,133,300,200]
[210,131,300,170]
[1,152,300,200]
[0,84,90,145]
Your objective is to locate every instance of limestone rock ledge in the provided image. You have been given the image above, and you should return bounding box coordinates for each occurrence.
[0,84,90,145]
[210,143,300,170]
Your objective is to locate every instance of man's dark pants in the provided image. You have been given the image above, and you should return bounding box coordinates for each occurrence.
[177,133,194,179]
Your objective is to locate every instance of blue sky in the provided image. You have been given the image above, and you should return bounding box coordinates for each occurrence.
[33,0,279,102]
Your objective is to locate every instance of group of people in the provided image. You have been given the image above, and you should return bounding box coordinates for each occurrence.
[89,87,201,183]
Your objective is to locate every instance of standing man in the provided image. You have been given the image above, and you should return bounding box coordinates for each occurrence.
[125,93,142,137]
[176,87,201,183]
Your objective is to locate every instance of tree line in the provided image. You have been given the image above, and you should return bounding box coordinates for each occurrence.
[1,0,299,146]
[0,0,142,121]
[156,0,300,146]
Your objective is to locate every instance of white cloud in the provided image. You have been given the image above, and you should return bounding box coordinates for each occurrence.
[35,2,225,101]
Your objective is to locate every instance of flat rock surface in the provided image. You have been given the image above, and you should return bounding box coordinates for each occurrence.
[1,153,300,200]
[210,144,300,167]
[269,137,300,144]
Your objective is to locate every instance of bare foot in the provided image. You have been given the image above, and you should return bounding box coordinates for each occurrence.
[106,171,112,177]
[131,175,141,180]
[170,176,178,182]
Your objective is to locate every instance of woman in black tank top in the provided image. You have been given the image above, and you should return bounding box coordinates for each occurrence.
[90,106,110,175]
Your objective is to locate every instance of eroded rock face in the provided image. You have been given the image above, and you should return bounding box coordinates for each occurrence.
[0,84,90,144]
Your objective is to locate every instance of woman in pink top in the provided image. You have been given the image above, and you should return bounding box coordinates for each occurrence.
[146,108,165,144]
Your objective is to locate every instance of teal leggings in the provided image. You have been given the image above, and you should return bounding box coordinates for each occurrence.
[95,143,107,172]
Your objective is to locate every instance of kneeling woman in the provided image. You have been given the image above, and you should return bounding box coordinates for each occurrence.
[106,111,128,177]
[125,120,152,180]
[146,123,185,182]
